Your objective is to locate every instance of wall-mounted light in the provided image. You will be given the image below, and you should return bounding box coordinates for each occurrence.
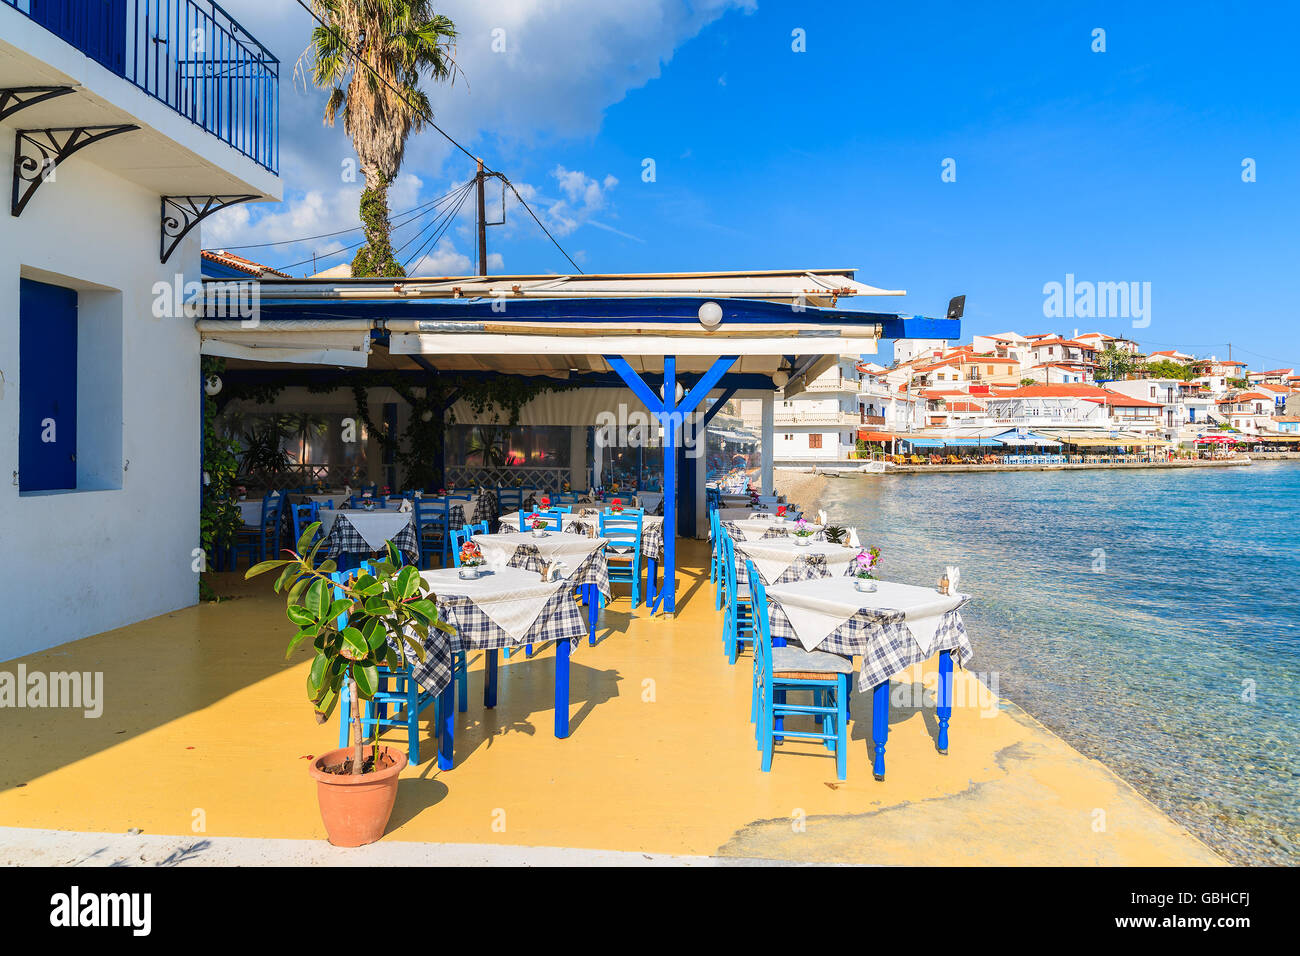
[204,374,223,396]
[698,300,723,329]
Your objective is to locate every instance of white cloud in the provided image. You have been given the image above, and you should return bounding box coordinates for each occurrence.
[201,1,752,262]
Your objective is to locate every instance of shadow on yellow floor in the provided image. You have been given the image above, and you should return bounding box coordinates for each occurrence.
[0,540,1222,864]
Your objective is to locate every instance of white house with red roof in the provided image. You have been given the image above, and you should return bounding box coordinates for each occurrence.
[1217,392,1277,434]
[981,384,1164,434]
[1248,368,1295,386]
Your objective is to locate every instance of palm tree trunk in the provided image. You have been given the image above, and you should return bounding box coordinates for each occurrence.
[353,173,405,278]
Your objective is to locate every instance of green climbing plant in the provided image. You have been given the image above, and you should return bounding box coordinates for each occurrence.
[200,357,243,600]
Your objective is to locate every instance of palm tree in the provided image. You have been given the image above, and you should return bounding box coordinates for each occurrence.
[303,2,459,277]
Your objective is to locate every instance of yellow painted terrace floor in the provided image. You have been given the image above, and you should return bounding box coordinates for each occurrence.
[0,541,1221,864]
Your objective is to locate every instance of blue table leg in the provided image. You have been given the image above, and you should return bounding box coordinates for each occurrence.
[586,584,599,645]
[554,639,571,739]
[484,648,498,709]
[645,556,658,608]
[872,679,890,780]
[437,680,455,770]
[937,649,952,755]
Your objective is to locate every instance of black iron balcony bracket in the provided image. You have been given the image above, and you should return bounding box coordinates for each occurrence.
[11,125,138,216]
[0,86,77,123]
[161,195,257,263]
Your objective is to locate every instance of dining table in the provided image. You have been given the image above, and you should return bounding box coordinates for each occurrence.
[318,507,419,565]
[762,577,973,780]
[732,538,857,588]
[472,530,611,643]
[413,565,595,769]
[722,514,824,543]
[498,509,667,605]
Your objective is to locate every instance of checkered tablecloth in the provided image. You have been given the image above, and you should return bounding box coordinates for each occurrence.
[765,597,973,692]
[318,512,419,566]
[471,490,498,527]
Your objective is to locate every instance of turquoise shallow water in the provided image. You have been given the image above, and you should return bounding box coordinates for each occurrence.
[815,462,1300,865]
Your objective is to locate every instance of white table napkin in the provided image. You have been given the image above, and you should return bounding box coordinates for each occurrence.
[320,510,414,551]
[474,531,606,576]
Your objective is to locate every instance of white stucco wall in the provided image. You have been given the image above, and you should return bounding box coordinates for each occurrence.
[0,149,202,659]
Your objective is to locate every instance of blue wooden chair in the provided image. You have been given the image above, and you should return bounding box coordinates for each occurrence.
[414,499,450,569]
[720,531,753,663]
[233,492,284,569]
[497,487,524,513]
[518,509,564,531]
[748,561,852,780]
[289,500,321,547]
[710,507,727,609]
[333,563,466,764]
[449,526,471,563]
[599,510,643,609]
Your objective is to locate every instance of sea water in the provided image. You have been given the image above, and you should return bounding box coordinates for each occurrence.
[818,461,1300,864]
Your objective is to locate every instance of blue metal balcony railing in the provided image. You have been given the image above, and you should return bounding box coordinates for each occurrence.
[4,0,279,173]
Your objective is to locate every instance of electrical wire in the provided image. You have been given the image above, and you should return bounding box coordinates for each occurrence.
[292,0,584,274]
[207,187,464,252]
[402,181,475,272]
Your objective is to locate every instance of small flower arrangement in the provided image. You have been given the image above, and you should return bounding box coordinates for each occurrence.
[540,495,552,508]
[528,512,547,532]
[776,504,787,517]
[749,487,760,506]
[609,497,624,514]
[562,480,572,493]
[236,485,248,500]
[792,517,815,538]
[459,541,484,568]
[853,547,882,579]
[381,485,391,496]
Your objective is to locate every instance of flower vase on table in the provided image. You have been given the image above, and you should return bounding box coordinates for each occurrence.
[852,546,882,591]
[528,514,549,538]
[792,517,816,546]
[458,541,485,579]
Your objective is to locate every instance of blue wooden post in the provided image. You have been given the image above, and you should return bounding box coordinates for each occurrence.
[872,679,890,780]
[937,649,953,754]
[554,637,571,738]
[662,357,677,613]
[603,355,737,616]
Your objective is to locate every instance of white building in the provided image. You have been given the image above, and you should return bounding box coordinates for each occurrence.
[770,355,864,461]
[0,2,280,657]
[891,338,948,365]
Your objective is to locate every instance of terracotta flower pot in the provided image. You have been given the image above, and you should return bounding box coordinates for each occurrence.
[308,745,407,847]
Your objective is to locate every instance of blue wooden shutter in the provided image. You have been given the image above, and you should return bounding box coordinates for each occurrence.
[19,278,78,493]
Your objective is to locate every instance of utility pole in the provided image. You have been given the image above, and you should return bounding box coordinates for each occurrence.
[476,157,487,277]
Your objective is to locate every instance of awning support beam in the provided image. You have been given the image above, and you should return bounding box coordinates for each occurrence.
[605,354,737,616]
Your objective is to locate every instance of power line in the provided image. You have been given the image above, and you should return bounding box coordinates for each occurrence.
[207,187,463,251]
[273,188,467,272]
[291,0,583,274]
[403,181,475,272]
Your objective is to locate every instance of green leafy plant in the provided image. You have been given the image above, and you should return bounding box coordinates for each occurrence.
[823,525,847,545]
[201,358,242,600]
[247,527,455,775]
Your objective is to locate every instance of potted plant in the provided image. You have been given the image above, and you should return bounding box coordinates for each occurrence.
[458,541,485,579]
[609,497,624,514]
[246,530,454,847]
[852,547,882,591]
[792,517,816,546]
[528,513,549,537]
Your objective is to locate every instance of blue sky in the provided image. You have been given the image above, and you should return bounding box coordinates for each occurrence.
[210,0,1299,370]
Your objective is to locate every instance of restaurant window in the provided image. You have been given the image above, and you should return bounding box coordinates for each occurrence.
[808,434,822,449]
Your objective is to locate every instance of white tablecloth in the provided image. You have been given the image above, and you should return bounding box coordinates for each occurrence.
[420,567,563,643]
[320,510,415,552]
[716,505,798,521]
[724,515,822,542]
[733,539,856,587]
[236,501,264,527]
[765,577,966,654]
[474,531,608,576]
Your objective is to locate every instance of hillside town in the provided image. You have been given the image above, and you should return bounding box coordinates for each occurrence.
[738,330,1299,465]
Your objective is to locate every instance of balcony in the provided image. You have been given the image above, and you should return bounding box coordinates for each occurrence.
[3,0,278,173]
[773,409,859,426]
